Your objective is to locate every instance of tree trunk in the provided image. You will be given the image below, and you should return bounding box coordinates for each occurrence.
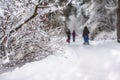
[117,0,120,42]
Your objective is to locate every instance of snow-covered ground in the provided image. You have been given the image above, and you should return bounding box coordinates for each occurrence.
[0,38,120,80]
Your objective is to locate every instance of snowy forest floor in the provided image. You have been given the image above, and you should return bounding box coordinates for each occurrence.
[0,38,120,80]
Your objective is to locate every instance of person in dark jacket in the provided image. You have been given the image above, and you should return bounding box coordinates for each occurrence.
[82,26,90,45]
[72,30,76,42]
[66,29,71,43]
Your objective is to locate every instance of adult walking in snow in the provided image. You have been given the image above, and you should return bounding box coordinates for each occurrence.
[82,26,90,45]
[66,29,71,43]
[72,30,76,42]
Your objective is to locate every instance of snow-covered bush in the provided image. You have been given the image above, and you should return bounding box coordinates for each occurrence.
[94,31,117,40]
[0,0,64,68]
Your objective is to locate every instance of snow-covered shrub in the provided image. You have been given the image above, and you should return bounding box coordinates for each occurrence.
[94,31,117,40]
[0,0,64,68]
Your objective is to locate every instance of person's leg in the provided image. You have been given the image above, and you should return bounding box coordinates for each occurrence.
[84,36,89,45]
[85,36,89,45]
[83,36,86,44]
[66,35,69,43]
[68,36,70,43]
[73,36,75,42]
[66,38,68,42]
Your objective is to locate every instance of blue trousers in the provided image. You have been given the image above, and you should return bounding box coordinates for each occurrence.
[83,36,89,44]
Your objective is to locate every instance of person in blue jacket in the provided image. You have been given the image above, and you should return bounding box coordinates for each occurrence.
[82,26,90,45]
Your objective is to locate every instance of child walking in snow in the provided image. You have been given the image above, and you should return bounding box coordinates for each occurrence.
[66,29,71,43]
[72,30,76,42]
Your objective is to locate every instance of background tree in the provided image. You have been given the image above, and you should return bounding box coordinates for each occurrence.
[117,0,120,42]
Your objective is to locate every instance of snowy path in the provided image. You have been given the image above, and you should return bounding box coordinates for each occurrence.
[63,39,120,80]
[0,39,120,80]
